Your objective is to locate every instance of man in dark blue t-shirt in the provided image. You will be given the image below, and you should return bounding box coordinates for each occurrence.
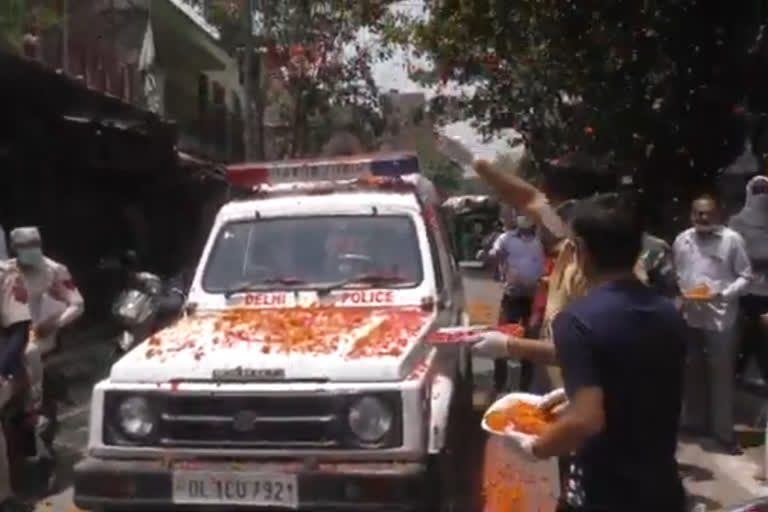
[552,280,686,510]
[472,194,687,511]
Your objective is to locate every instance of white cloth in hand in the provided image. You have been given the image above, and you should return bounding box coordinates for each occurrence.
[469,330,510,359]
[538,388,567,410]
[435,134,501,167]
[504,434,540,462]
[719,286,738,301]
[472,147,504,166]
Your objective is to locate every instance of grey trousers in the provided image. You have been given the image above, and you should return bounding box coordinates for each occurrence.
[0,381,11,502]
[683,326,737,443]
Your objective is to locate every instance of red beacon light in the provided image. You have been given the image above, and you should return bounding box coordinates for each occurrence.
[226,152,421,190]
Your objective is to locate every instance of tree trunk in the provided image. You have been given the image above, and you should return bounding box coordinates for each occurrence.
[290,89,305,157]
[254,80,265,160]
[242,0,253,160]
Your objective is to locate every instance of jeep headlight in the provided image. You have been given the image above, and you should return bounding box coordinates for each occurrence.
[118,396,156,438]
[348,395,393,443]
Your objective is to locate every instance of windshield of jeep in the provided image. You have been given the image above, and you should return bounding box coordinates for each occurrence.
[202,215,423,293]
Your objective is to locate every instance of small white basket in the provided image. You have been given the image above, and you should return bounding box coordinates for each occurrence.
[481,392,541,443]
[481,392,561,503]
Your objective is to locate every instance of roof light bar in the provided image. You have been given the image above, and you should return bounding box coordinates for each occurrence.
[226,152,420,188]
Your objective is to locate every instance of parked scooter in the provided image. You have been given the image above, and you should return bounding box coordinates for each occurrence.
[110,265,186,360]
[112,271,162,358]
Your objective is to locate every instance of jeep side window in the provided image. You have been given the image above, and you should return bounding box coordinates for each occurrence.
[437,207,460,272]
[425,215,445,293]
[430,209,454,291]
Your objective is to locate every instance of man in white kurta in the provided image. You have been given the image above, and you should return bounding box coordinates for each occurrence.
[0,226,84,510]
[673,197,751,454]
[0,227,84,478]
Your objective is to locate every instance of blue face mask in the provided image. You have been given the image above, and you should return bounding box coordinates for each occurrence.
[17,247,43,267]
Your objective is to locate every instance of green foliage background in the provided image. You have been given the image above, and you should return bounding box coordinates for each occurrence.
[378,0,768,222]
[0,0,60,52]
[208,0,397,158]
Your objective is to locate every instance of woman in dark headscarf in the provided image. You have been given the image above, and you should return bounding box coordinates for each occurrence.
[729,175,768,385]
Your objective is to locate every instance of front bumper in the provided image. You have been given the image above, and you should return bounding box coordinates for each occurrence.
[74,457,429,511]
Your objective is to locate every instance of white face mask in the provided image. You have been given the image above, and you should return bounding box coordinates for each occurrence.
[16,247,43,267]
[752,195,768,210]
[694,224,718,234]
[516,216,535,230]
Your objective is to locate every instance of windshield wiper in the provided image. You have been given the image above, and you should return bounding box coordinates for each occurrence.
[262,276,306,285]
[224,276,307,297]
[317,273,410,295]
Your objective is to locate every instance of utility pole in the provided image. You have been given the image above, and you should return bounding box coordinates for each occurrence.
[62,0,69,73]
[254,0,266,159]
[242,0,253,160]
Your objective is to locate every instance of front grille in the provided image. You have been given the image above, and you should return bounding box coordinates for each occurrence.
[104,391,403,449]
[159,394,346,448]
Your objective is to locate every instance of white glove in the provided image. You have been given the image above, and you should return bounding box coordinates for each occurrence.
[472,149,502,166]
[718,287,737,301]
[469,330,511,359]
[717,278,747,301]
[436,134,498,167]
[538,388,567,410]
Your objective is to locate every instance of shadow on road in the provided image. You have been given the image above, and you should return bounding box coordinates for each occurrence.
[50,445,83,496]
[17,444,83,504]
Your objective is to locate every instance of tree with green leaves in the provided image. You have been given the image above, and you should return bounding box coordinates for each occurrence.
[208,0,395,159]
[381,0,768,226]
[416,138,463,192]
[0,0,60,53]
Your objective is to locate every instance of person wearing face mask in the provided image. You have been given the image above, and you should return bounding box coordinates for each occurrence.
[0,236,33,512]
[0,227,84,486]
[487,210,545,393]
[471,194,688,512]
[729,176,768,386]
[5,227,85,355]
[673,194,751,454]
[471,159,589,395]
[465,156,684,508]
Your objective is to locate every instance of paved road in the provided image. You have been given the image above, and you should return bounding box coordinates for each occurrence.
[32,344,110,511]
[26,268,768,510]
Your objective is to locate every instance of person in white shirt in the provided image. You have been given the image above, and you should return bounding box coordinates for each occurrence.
[729,175,768,386]
[0,227,84,490]
[2,227,85,357]
[487,208,545,392]
[0,227,72,512]
[673,194,751,454]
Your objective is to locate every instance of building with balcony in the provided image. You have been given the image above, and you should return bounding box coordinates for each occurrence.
[0,0,242,325]
[2,0,245,162]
